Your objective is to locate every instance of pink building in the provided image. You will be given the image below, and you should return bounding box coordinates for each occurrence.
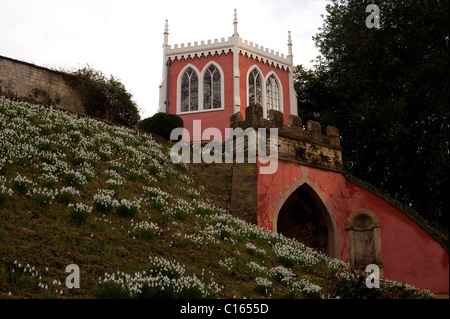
[157,10,297,139]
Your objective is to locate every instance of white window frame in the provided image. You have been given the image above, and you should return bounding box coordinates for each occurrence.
[201,62,225,111]
[246,66,264,108]
[177,62,225,115]
[265,71,283,117]
[246,66,284,119]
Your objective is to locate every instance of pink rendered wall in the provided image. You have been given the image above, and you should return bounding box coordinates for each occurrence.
[257,160,449,294]
[167,52,235,141]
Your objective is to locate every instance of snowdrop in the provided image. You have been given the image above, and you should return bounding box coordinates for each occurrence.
[247,261,266,275]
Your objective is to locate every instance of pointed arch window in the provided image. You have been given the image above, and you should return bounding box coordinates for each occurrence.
[181,67,198,112]
[248,68,262,106]
[203,65,221,110]
[266,75,280,112]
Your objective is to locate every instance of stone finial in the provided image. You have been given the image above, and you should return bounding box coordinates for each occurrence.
[233,9,239,37]
[288,31,292,56]
[164,19,169,45]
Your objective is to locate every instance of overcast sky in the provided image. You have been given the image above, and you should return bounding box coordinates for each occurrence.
[0,0,328,118]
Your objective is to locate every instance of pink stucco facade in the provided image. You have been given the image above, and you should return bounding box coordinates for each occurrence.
[257,160,449,294]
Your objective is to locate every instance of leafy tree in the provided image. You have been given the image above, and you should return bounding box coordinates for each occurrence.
[296,0,449,229]
[68,66,140,128]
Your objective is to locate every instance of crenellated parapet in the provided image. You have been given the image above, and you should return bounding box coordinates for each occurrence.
[166,37,234,61]
[230,104,343,171]
[165,36,292,70]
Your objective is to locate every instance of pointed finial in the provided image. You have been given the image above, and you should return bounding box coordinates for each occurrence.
[288,31,292,56]
[164,19,169,45]
[233,9,239,36]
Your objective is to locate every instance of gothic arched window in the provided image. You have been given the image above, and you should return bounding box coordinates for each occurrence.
[248,68,262,106]
[180,67,198,112]
[266,75,280,112]
[203,65,221,110]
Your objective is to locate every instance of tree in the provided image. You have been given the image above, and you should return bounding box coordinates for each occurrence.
[296,0,449,229]
[68,66,140,128]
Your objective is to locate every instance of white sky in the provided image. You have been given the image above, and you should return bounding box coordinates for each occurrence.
[0,0,327,118]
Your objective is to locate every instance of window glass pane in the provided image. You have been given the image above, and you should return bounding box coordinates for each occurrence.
[273,77,279,111]
[190,71,198,111]
[266,83,272,111]
[248,70,255,105]
[255,72,262,105]
[266,76,280,112]
[204,70,212,110]
[212,68,221,108]
[181,72,190,112]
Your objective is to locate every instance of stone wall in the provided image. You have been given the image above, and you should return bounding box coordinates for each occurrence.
[0,55,85,114]
[230,163,258,225]
[229,105,343,172]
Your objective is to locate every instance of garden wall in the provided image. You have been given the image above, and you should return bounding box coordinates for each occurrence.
[0,55,85,113]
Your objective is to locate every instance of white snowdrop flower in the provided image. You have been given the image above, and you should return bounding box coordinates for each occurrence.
[8,291,11,296]
[60,290,63,295]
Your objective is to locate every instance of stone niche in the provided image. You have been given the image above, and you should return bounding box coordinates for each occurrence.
[347,209,383,276]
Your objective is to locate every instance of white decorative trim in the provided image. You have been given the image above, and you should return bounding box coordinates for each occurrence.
[264,71,284,117]
[168,49,232,62]
[245,67,284,119]
[164,36,292,70]
[200,61,225,110]
[167,37,234,61]
[176,64,201,114]
[239,50,290,71]
[239,38,289,65]
[176,63,226,115]
[288,68,298,116]
[245,65,264,110]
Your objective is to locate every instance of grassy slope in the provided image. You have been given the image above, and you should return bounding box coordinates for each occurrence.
[0,97,434,299]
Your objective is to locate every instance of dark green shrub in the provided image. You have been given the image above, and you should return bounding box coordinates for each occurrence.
[138,113,183,140]
[66,66,140,128]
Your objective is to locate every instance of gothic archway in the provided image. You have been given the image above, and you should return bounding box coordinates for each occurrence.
[272,176,339,258]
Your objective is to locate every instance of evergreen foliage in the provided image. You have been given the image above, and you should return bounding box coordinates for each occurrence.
[295,0,449,229]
